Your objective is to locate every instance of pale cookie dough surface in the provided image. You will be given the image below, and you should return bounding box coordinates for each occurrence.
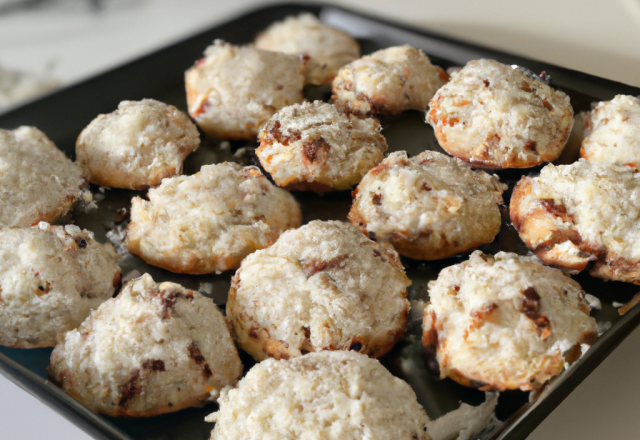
[423,251,597,391]
[349,151,506,260]
[48,274,243,417]
[0,126,86,227]
[581,95,640,169]
[427,59,573,169]
[0,223,120,348]
[227,220,410,361]
[126,162,302,274]
[208,351,431,440]
[255,13,360,85]
[185,41,306,140]
[332,45,449,116]
[510,160,640,284]
[257,101,387,191]
[76,99,200,190]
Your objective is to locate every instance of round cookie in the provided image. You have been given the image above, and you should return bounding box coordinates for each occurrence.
[257,101,387,191]
[0,126,86,227]
[349,151,507,260]
[126,162,302,274]
[255,13,360,85]
[422,251,597,391]
[0,223,120,348]
[581,94,640,169]
[332,45,449,116]
[76,99,200,190]
[49,274,243,417]
[208,351,430,440]
[510,160,640,284]
[427,59,574,169]
[227,220,411,361]
[185,40,306,140]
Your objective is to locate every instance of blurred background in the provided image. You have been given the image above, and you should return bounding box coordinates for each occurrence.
[0,0,639,439]
[1,0,640,109]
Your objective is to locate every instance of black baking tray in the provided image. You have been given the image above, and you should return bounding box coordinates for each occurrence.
[2,3,640,440]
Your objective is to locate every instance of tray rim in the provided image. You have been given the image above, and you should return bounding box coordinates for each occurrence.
[1,2,640,440]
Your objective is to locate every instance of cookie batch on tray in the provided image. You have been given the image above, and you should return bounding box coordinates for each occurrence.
[0,10,638,439]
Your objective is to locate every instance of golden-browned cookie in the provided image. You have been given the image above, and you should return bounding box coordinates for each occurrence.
[423,251,597,391]
[76,99,200,190]
[427,59,573,169]
[185,40,306,140]
[581,94,640,168]
[126,162,302,274]
[49,274,243,416]
[0,126,86,227]
[255,13,360,85]
[510,160,640,284]
[256,101,387,191]
[332,45,449,116]
[226,220,411,361]
[349,151,506,260]
[0,223,120,348]
[208,351,430,440]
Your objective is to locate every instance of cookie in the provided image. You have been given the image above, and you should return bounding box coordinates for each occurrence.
[0,223,120,348]
[581,95,640,169]
[427,59,573,169]
[0,126,86,227]
[208,351,430,440]
[227,220,410,361]
[332,45,448,116]
[256,101,387,191]
[510,160,640,284]
[185,40,306,139]
[349,151,507,260]
[423,251,597,391]
[255,13,360,85]
[49,274,243,416]
[76,99,200,190]
[126,162,302,274]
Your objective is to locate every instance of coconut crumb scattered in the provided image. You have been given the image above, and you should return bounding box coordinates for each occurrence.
[233,147,254,158]
[584,294,602,310]
[597,321,612,335]
[106,224,128,257]
[427,392,500,440]
[198,282,214,295]
[409,300,427,324]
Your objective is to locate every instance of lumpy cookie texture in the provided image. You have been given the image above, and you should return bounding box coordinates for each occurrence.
[0,126,86,227]
[49,274,243,417]
[208,351,431,440]
[581,95,640,169]
[185,41,306,139]
[423,251,597,391]
[427,59,573,169]
[0,223,120,348]
[257,101,387,191]
[255,13,360,85]
[227,220,411,361]
[510,160,640,284]
[332,45,449,115]
[126,162,302,274]
[349,150,506,260]
[76,99,200,190]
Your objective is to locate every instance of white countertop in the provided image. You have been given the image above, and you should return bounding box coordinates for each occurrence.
[1,1,640,439]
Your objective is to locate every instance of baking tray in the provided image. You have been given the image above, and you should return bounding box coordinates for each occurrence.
[2,3,640,440]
